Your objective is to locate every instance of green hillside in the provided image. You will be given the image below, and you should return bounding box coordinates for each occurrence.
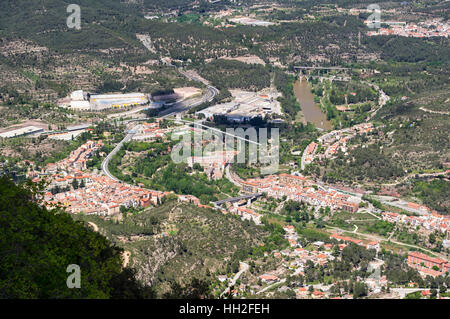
[73,199,267,296]
[0,176,153,298]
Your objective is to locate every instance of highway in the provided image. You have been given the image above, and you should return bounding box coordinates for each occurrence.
[159,85,218,118]
[100,81,218,182]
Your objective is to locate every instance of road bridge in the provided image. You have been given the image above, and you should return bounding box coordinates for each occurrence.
[213,193,263,207]
[294,66,350,70]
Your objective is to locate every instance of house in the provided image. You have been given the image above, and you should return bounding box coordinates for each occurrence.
[340,200,359,213]
[259,274,279,284]
[242,181,259,194]
[297,287,308,296]
[108,204,120,215]
[407,251,447,271]
[366,241,380,252]
[236,206,262,224]
[313,241,325,247]
[312,290,325,299]
[279,173,307,187]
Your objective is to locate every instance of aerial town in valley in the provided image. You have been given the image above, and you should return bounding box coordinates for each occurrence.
[367,19,449,38]
[0,0,449,301]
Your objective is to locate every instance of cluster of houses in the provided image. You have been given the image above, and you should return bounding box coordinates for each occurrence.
[242,173,361,213]
[44,175,168,215]
[330,233,380,252]
[255,227,385,298]
[27,140,169,215]
[367,19,449,38]
[27,135,220,216]
[132,120,171,141]
[303,123,374,166]
[381,211,450,235]
[187,150,237,181]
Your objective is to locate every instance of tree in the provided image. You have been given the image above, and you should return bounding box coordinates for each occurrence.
[0,176,152,298]
[439,285,447,294]
[429,233,436,244]
[430,289,437,299]
[353,282,367,299]
[163,278,213,299]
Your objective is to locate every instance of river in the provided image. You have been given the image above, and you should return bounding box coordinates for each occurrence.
[293,77,332,131]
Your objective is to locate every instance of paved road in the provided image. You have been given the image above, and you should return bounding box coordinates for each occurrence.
[88,222,99,232]
[220,262,249,298]
[328,225,448,260]
[419,107,450,116]
[256,278,287,295]
[107,106,147,120]
[366,81,390,120]
[100,83,219,182]
[101,126,139,182]
[159,85,218,118]
[363,209,382,220]
[225,164,243,187]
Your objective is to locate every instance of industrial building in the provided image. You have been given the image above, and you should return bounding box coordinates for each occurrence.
[0,126,44,138]
[196,89,281,123]
[90,93,148,110]
[69,90,90,110]
[62,90,149,111]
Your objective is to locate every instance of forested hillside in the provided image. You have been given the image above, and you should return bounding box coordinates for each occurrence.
[72,199,268,297]
[0,176,153,298]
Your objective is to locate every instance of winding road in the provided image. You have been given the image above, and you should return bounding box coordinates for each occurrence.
[220,262,249,298]
[101,126,140,182]
[100,62,220,182]
[159,85,218,118]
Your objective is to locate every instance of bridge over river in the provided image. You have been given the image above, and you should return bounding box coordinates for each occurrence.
[213,193,263,207]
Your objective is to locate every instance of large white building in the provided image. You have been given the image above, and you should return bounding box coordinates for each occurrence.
[0,126,44,138]
[89,93,148,110]
[63,90,149,111]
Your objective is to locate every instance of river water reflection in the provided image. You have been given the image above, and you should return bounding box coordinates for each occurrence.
[293,77,332,131]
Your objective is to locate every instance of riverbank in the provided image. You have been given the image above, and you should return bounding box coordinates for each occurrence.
[293,77,332,130]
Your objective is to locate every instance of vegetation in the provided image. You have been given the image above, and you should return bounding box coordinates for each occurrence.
[0,176,153,298]
[411,179,450,214]
[109,140,238,203]
[197,59,271,91]
[72,200,267,296]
